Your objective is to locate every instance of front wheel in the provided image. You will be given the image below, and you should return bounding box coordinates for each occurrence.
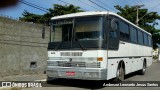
[114,66,124,82]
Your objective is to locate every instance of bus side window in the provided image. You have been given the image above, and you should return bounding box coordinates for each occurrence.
[148,35,152,47]
[138,30,144,45]
[119,21,129,41]
[130,26,137,43]
[143,33,149,46]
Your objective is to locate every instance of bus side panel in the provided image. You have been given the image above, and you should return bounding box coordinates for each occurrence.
[107,58,132,80]
[107,41,130,79]
[107,58,119,80]
[107,41,152,80]
[107,41,131,80]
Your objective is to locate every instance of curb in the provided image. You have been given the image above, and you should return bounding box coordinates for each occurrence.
[34,79,46,82]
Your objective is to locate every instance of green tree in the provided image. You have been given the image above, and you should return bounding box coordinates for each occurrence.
[19,10,43,23]
[53,4,83,16]
[115,5,160,49]
[19,4,84,25]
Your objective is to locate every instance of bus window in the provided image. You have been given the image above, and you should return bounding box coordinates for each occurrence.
[52,26,62,42]
[130,26,137,43]
[75,17,103,40]
[148,35,152,46]
[144,33,149,46]
[119,21,129,40]
[138,30,144,45]
[51,24,73,42]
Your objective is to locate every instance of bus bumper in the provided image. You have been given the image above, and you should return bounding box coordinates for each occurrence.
[46,67,107,80]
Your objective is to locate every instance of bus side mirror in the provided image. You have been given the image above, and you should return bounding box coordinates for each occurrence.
[111,19,118,32]
[109,19,119,50]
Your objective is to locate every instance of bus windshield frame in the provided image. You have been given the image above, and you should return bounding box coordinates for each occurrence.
[49,16,105,50]
[51,16,103,42]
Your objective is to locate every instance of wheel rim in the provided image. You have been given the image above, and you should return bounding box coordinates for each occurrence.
[117,67,124,81]
[119,67,124,80]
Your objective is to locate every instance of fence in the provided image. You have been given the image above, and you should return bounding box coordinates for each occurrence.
[0,16,50,76]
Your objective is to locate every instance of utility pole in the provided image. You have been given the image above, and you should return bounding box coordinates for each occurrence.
[134,5,144,26]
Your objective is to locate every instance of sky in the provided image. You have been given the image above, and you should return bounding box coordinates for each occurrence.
[0,0,160,28]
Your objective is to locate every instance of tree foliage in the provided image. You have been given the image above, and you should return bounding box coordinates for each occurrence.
[19,4,83,25]
[53,4,83,16]
[115,5,160,49]
[19,10,43,23]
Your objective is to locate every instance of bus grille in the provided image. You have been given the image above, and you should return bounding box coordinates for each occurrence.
[48,61,100,68]
[61,52,82,56]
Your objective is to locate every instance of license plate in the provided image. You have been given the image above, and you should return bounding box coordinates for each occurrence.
[66,71,75,76]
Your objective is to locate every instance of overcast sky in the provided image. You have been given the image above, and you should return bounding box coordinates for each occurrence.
[0,0,160,28]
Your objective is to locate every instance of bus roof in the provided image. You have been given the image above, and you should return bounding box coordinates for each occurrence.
[51,11,151,35]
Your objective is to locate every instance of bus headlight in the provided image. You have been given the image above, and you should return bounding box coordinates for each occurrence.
[84,72,99,78]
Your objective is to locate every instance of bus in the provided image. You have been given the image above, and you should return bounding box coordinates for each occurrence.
[46,11,152,81]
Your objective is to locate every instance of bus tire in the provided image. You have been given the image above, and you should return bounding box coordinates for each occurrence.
[114,64,124,82]
[139,61,146,75]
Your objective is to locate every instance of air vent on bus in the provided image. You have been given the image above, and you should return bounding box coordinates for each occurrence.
[61,52,82,56]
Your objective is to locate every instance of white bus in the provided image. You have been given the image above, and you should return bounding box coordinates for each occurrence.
[47,11,152,81]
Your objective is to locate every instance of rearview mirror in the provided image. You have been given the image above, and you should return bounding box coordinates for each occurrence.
[111,19,118,31]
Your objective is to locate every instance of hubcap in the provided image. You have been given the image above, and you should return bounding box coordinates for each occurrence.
[117,67,124,80]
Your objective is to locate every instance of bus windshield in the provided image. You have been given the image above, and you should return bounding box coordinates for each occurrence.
[51,16,103,42]
[75,17,103,40]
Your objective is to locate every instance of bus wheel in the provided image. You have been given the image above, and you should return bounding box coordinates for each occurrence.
[139,62,146,75]
[115,66,124,82]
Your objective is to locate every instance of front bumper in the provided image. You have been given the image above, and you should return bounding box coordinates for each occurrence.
[46,67,107,80]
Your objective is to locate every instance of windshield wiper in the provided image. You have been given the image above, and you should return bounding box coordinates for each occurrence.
[75,36,86,51]
[55,34,68,51]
